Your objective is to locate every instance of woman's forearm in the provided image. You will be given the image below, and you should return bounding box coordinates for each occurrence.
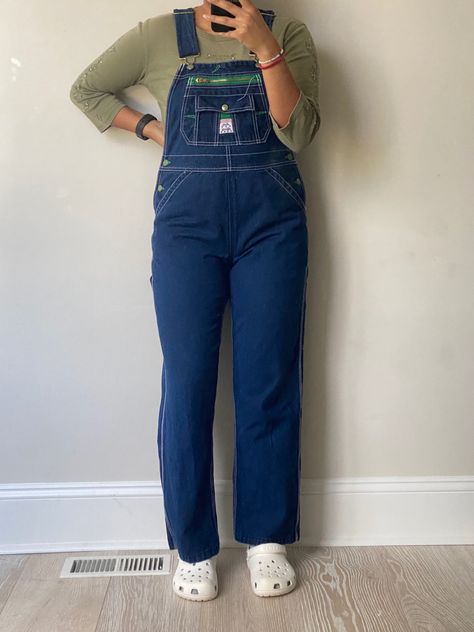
[254,38,302,130]
[202,2,303,132]
[111,105,164,145]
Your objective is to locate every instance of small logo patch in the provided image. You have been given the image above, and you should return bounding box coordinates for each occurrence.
[219,116,234,134]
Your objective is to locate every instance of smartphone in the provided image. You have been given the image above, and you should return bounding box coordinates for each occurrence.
[210,1,242,32]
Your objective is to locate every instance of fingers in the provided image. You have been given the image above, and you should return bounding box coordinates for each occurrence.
[238,0,258,11]
[204,12,240,29]
[204,0,261,42]
[209,0,257,16]
[208,0,242,16]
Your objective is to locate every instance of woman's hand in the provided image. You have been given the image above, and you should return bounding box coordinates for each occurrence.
[202,0,281,60]
[202,0,303,131]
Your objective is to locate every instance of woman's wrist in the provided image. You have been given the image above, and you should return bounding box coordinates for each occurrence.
[253,36,281,63]
[142,119,163,142]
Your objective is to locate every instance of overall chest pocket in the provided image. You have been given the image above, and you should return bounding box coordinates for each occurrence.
[180,91,271,146]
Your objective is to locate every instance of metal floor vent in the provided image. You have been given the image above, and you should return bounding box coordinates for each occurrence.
[60,554,172,578]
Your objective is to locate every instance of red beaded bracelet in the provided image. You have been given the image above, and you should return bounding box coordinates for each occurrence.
[256,47,285,69]
[258,54,285,70]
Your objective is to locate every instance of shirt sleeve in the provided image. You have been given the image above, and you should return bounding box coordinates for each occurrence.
[69,21,148,133]
[269,19,321,153]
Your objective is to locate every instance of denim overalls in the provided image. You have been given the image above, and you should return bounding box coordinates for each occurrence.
[149,7,309,563]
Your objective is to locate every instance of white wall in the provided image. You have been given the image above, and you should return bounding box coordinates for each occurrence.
[1,1,473,550]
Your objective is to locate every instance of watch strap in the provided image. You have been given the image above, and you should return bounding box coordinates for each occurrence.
[136,114,157,140]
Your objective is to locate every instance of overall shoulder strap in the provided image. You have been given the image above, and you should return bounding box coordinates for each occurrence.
[173,8,200,59]
[258,8,276,30]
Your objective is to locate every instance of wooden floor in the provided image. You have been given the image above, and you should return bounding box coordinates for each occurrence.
[0,545,472,631]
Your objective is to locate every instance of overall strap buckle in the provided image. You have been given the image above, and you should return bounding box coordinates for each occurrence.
[179,54,199,70]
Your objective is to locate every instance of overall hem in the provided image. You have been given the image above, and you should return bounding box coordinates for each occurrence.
[234,533,300,546]
[176,541,220,564]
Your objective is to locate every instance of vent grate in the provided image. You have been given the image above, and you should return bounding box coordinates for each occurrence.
[60,554,172,578]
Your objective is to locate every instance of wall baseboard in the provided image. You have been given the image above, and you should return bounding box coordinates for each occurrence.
[1,477,473,554]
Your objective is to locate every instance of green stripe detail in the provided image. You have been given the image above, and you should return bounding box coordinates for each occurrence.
[188,73,261,86]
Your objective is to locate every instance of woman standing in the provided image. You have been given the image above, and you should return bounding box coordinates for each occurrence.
[70,0,321,602]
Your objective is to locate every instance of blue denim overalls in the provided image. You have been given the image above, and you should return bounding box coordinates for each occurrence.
[149,7,309,563]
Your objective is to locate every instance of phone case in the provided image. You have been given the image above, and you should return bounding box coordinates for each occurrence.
[210,1,242,32]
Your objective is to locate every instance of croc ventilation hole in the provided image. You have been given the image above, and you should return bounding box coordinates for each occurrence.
[255,559,293,589]
[174,560,217,595]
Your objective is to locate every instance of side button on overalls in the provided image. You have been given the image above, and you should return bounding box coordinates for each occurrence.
[149,6,309,563]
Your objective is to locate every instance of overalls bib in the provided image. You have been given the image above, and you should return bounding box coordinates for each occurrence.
[150,7,309,564]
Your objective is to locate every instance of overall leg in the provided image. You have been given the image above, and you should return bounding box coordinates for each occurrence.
[230,168,309,545]
[150,171,230,563]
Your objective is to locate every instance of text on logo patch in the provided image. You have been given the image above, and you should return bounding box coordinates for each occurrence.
[219,116,234,134]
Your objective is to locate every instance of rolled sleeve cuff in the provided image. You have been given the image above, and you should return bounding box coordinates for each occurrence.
[95,100,128,133]
[268,89,305,133]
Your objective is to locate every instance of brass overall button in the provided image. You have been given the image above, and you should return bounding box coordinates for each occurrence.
[221,103,229,111]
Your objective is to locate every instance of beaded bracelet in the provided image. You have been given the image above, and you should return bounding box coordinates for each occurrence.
[258,54,285,70]
[256,47,285,68]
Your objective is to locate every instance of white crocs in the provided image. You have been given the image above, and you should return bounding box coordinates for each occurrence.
[172,553,218,601]
[246,542,297,597]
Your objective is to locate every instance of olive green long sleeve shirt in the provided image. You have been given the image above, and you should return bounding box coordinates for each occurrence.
[69,11,321,153]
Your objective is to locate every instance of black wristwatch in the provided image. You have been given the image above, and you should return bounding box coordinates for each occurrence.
[136,113,158,140]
